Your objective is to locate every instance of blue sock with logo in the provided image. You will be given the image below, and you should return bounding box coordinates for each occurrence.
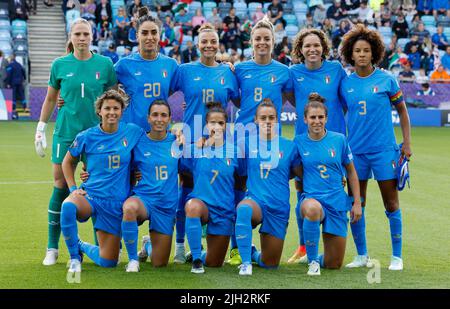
[231,190,246,249]
[121,220,138,262]
[303,218,320,263]
[79,240,118,268]
[235,204,253,264]
[185,217,202,261]
[350,206,368,256]
[176,187,192,244]
[385,209,402,258]
[60,201,81,261]
[200,250,207,264]
[144,239,152,257]
[295,191,305,246]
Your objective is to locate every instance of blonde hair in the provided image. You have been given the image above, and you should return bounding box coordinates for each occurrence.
[251,16,275,39]
[66,18,92,54]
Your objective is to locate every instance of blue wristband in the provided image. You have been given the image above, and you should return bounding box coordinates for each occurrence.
[69,185,77,193]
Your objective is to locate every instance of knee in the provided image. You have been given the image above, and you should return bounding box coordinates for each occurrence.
[123,201,139,218]
[303,201,322,220]
[185,201,200,217]
[61,201,77,220]
[384,199,399,212]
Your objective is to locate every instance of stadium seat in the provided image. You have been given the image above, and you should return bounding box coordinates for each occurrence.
[284,14,298,26]
[282,3,294,14]
[248,2,262,15]
[233,2,248,20]
[218,2,231,18]
[66,9,81,33]
[116,45,126,57]
[383,37,392,47]
[263,2,271,13]
[203,1,217,11]
[0,8,8,20]
[12,19,27,31]
[294,1,308,15]
[444,27,450,38]
[285,25,299,38]
[243,47,252,58]
[189,1,202,14]
[421,15,436,27]
[0,19,10,32]
[0,41,12,56]
[379,26,392,37]
[426,26,437,36]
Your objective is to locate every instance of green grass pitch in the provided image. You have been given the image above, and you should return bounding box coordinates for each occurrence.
[0,122,449,289]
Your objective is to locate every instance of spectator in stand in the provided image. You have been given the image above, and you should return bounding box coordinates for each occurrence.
[223,8,241,31]
[128,17,138,47]
[222,22,241,50]
[432,26,449,51]
[274,22,286,45]
[240,21,251,50]
[0,50,8,88]
[347,1,374,24]
[304,12,315,28]
[268,0,286,28]
[417,82,436,95]
[218,0,231,19]
[388,46,408,69]
[417,0,433,16]
[441,46,450,70]
[332,19,351,48]
[416,68,430,84]
[313,4,327,27]
[96,0,113,26]
[407,45,422,70]
[192,8,207,37]
[208,8,223,30]
[252,6,265,24]
[169,42,181,63]
[102,42,119,64]
[277,45,292,65]
[175,7,193,34]
[308,0,325,14]
[404,34,423,54]
[216,43,230,62]
[5,53,26,119]
[113,6,130,46]
[431,64,450,83]
[161,15,175,47]
[81,0,96,21]
[392,13,409,39]
[433,0,449,19]
[128,0,143,19]
[155,0,172,13]
[98,18,113,52]
[377,2,392,27]
[327,0,348,22]
[398,61,416,83]
[321,18,334,38]
[10,0,29,20]
[411,22,430,44]
[342,0,360,10]
[402,3,417,20]
[181,40,198,63]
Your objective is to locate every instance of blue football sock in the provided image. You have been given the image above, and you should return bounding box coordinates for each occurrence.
[79,241,118,267]
[386,209,402,258]
[350,206,368,256]
[121,221,138,261]
[295,192,305,246]
[185,217,202,261]
[303,218,320,263]
[231,190,246,249]
[251,246,260,263]
[235,204,253,264]
[60,202,81,261]
[144,239,152,257]
[318,254,325,268]
[176,187,192,244]
[230,232,238,250]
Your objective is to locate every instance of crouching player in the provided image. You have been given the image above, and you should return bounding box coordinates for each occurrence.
[235,99,302,276]
[181,102,246,274]
[122,100,183,272]
[294,94,362,276]
[60,90,143,274]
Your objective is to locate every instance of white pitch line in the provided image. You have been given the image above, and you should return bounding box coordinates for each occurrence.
[0,181,53,185]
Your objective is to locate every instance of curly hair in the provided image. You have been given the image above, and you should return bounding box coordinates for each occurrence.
[95,89,128,115]
[339,24,385,66]
[291,28,331,63]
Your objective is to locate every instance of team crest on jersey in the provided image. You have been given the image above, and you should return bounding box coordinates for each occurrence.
[279,151,284,159]
[226,159,231,166]
[391,160,396,169]
[122,138,128,147]
[373,86,378,93]
[162,70,168,78]
[220,77,225,85]
[95,72,100,80]
[270,75,276,83]
[325,75,331,84]
[329,149,336,158]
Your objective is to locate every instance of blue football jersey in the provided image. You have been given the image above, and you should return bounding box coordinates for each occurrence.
[340,69,404,154]
[235,60,293,128]
[115,53,178,131]
[172,61,238,143]
[132,133,181,211]
[290,60,347,135]
[244,135,300,218]
[69,122,144,201]
[294,131,353,211]
[180,143,245,219]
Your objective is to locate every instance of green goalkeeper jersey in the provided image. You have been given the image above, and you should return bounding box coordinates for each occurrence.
[49,53,117,140]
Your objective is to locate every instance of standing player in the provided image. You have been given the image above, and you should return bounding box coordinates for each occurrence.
[181,102,246,274]
[121,100,183,272]
[229,17,293,266]
[340,25,412,270]
[294,93,362,276]
[34,18,117,266]
[171,23,239,263]
[287,28,348,264]
[235,99,301,276]
[60,90,143,274]
[114,7,178,131]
